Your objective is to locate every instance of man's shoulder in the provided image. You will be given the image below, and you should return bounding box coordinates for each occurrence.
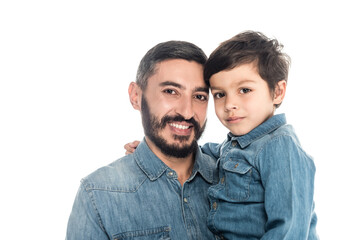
[81,154,147,192]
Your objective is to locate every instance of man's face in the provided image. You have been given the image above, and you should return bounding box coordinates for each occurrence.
[140,59,209,158]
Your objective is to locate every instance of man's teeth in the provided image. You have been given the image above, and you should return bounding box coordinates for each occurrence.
[169,123,190,130]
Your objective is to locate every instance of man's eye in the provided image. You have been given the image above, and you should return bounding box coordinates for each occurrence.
[195,94,208,101]
[163,89,177,95]
[213,92,225,99]
[240,88,251,94]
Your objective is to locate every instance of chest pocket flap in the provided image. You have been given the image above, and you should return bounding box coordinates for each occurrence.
[223,159,252,174]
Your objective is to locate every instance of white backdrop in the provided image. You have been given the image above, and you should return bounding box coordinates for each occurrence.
[1,0,359,239]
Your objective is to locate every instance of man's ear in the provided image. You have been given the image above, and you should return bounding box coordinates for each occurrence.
[273,80,287,105]
[128,82,142,111]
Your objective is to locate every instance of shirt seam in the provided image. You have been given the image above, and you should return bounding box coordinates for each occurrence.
[83,177,148,193]
[81,181,108,235]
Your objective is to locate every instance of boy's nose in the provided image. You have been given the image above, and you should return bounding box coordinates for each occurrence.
[225,97,238,111]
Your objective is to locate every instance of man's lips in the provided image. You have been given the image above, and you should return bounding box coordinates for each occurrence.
[168,122,193,135]
[226,116,245,123]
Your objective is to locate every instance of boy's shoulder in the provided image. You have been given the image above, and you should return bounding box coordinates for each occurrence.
[271,123,296,137]
[259,123,300,147]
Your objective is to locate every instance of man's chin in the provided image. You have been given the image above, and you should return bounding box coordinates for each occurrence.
[161,143,197,158]
[149,135,198,158]
[171,133,193,143]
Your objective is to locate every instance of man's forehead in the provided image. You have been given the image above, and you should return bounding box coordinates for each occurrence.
[150,59,207,90]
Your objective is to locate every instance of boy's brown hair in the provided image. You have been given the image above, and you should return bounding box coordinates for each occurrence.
[204,31,290,107]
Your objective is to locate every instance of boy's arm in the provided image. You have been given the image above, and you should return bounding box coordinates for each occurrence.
[200,142,222,159]
[258,135,317,239]
[66,182,109,240]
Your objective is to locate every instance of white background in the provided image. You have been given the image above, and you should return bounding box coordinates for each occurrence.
[1,0,359,239]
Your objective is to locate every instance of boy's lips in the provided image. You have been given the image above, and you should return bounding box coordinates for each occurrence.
[226,116,245,123]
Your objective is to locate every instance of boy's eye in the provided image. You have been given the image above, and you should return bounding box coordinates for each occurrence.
[213,92,225,99]
[240,88,251,94]
[194,94,208,101]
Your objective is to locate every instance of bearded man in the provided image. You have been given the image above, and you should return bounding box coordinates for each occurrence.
[66,41,218,240]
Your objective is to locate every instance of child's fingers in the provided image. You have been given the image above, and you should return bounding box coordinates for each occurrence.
[124,140,140,154]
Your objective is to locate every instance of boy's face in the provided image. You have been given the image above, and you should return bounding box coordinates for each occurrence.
[210,62,285,136]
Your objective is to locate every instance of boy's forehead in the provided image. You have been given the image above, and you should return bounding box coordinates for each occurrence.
[210,62,260,80]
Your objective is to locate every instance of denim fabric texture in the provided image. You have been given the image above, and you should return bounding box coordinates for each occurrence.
[66,139,218,240]
[202,114,319,240]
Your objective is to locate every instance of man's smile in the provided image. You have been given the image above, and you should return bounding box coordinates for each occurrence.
[169,122,193,135]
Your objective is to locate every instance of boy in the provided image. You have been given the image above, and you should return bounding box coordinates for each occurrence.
[125,31,319,239]
[202,31,318,239]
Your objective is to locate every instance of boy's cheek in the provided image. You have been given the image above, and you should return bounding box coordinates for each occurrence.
[214,108,224,123]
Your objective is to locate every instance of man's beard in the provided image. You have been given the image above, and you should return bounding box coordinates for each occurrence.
[141,95,206,158]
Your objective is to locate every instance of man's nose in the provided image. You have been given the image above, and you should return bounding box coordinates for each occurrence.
[176,96,195,120]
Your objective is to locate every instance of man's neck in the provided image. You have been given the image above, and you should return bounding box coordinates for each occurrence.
[145,137,194,185]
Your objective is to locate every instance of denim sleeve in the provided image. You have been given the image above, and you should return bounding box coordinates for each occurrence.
[66,182,109,240]
[257,135,316,239]
[200,142,221,159]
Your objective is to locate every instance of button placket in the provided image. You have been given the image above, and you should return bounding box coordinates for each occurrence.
[220,177,225,184]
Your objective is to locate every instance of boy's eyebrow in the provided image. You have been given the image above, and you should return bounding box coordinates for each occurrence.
[238,79,257,84]
[211,79,257,89]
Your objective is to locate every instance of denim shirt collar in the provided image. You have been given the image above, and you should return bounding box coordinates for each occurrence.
[227,114,287,148]
[134,138,214,183]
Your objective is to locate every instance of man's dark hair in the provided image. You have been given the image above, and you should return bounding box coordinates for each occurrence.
[204,31,291,107]
[136,41,208,90]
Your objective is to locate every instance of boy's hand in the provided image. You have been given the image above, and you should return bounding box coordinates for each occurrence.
[124,140,140,155]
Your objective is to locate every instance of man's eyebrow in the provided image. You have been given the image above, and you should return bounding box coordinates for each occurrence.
[159,81,209,93]
[159,81,184,89]
[195,87,209,93]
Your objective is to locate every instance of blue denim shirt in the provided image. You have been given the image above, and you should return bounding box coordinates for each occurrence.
[202,114,318,240]
[66,139,218,240]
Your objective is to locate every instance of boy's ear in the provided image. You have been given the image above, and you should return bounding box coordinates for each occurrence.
[128,82,142,111]
[273,80,287,105]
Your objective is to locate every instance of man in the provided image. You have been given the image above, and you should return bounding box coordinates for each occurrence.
[66,41,218,239]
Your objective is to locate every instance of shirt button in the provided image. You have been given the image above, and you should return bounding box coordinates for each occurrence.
[234,163,239,168]
[183,198,188,203]
[232,141,237,147]
[168,171,174,176]
[212,202,217,210]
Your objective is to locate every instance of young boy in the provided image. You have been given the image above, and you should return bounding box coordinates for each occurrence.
[125,31,319,239]
[201,31,318,239]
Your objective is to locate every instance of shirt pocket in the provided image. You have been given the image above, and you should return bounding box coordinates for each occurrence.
[222,159,252,201]
[113,226,171,240]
